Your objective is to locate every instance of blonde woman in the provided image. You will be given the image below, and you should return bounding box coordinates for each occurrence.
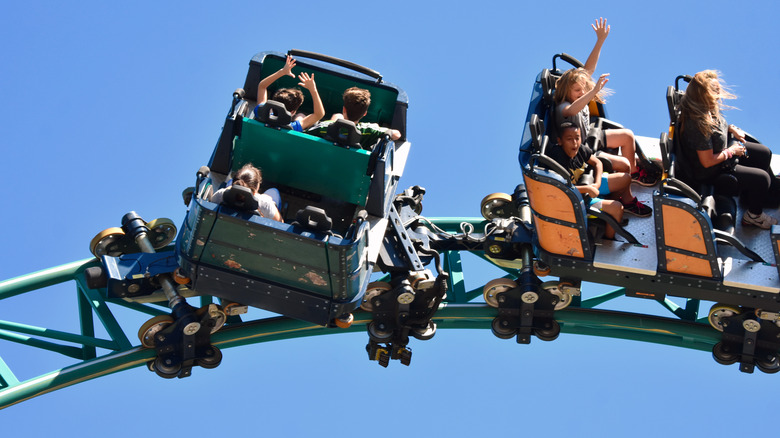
[679,70,777,228]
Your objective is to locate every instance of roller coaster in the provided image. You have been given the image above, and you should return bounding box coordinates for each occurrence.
[2,49,779,409]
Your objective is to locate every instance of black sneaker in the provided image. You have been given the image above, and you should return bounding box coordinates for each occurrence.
[631,167,659,187]
[623,197,652,217]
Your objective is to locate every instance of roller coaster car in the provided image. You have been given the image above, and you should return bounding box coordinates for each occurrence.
[480,54,780,371]
[175,50,411,327]
[91,50,412,329]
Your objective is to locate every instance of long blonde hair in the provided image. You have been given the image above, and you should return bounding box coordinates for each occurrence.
[554,68,612,105]
[679,70,736,137]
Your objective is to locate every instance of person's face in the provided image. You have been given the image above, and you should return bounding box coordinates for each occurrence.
[567,80,586,102]
[558,127,581,157]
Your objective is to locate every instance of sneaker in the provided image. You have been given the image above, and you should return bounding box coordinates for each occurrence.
[631,167,660,187]
[623,197,652,217]
[741,211,778,229]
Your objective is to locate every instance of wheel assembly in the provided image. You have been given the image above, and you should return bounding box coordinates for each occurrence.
[361,281,391,312]
[197,346,223,369]
[146,218,177,249]
[540,281,573,311]
[712,342,739,366]
[491,318,516,339]
[480,192,512,220]
[708,303,740,331]
[534,320,560,341]
[137,315,175,348]
[411,322,437,340]
[153,356,181,379]
[483,278,517,308]
[368,321,393,342]
[89,227,127,258]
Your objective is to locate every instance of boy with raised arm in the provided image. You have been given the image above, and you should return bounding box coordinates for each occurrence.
[254,55,325,131]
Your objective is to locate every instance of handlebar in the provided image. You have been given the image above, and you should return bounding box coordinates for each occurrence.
[552,53,584,71]
[288,49,383,82]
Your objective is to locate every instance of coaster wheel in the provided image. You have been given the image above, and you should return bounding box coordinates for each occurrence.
[756,352,780,374]
[146,218,177,249]
[138,315,175,348]
[491,318,516,339]
[712,342,739,365]
[153,356,181,379]
[368,321,393,342]
[480,192,512,220]
[708,304,741,331]
[534,320,561,341]
[89,227,127,258]
[483,278,517,308]
[197,346,223,369]
[540,281,573,311]
[361,282,391,312]
[533,260,551,277]
[334,313,354,329]
[411,322,437,340]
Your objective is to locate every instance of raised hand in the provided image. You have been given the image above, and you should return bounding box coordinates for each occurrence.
[594,73,610,93]
[281,55,296,77]
[298,72,317,92]
[592,17,610,42]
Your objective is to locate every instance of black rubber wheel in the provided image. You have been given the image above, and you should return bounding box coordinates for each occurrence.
[368,321,393,342]
[153,357,181,379]
[712,342,739,366]
[197,346,223,369]
[491,318,516,339]
[756,352,780,374]
[410,322,436,341]
[535,320,560,342]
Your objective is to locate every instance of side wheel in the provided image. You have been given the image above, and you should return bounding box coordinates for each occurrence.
[153,357,181,379]
[480,192,513,220]
[146,218,177,249]
[712,342,739,366]
[196,304,227,334]
[483,278,517,308]
[334,313,354,329]
[756,352,780,374]
[540,281,573,311]
[138,315,175,348]
[411,322,437,340]
[89,227,127,258]
[535,320,560,342]
[491,318,516,339]
[361,281,391,312]
[197,346,223,369]
[708,303,740,332]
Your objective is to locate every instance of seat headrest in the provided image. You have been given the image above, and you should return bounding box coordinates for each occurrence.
[221,185,259,212]
[255,100,292,128]
[326,119,362,148]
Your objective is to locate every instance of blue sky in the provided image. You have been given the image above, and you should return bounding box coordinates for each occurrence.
[2,0,780,435]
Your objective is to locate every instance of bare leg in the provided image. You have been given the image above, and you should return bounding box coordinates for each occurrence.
[605,129,637,173]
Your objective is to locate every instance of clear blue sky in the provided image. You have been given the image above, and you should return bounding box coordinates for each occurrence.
[2,0,779,435]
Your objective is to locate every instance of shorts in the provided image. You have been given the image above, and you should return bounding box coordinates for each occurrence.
[586,176,611,209]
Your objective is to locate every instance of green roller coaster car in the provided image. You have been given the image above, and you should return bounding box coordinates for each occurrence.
[176,50,412,326]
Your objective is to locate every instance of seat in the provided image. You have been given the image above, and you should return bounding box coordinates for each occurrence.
[524,152,640,260]
[654,178,764,279]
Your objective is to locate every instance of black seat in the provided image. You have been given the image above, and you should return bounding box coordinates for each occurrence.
[325,119,362,148]
[254,100,293,129]
[221,185,259,212]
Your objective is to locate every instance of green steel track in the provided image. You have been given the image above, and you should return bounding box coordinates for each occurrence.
[0,218,721,410]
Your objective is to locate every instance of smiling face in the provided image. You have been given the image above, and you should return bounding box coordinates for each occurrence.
[557,126,581,158]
